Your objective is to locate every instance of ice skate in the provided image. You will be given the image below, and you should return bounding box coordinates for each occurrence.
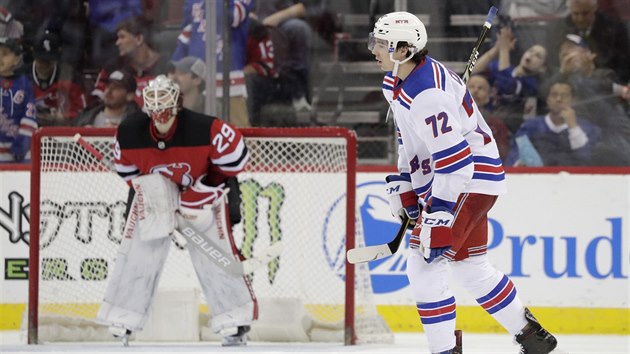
[108,325,132,347]
[453,329,463,354]
[434,329,463,354]
[515,308,558,354]
[221,325,250,347]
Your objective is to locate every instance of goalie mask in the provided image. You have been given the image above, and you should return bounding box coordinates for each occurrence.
[368,12,427,75]
[143,75,181,126]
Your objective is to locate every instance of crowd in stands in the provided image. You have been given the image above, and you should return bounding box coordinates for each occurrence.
[0,0,628,167]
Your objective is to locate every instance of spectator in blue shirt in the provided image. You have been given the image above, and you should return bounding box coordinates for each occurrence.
[506,76,599,166]
[474,26,548,133]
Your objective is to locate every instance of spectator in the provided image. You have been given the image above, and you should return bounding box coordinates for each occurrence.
[558,35,630,104]
[254,1,314,113]
[92,16,171,108]
[87,0,144,69]
[75,69,139,127]
[15,0,88,70]
[543,35,630,165]
[170,56,206,113]
[244,17,294,126]
[0,6,23,39]
[547,0,630,83]
[466,74,512,162]
[0,37,37,162]
[474,26,548,132]
[506,77,600,166]
[172,0,252,127]
[556,34,629,114]
[466,74,496,112]
[29,30,87,126]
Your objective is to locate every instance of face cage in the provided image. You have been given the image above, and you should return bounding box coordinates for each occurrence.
[143,81,180,111]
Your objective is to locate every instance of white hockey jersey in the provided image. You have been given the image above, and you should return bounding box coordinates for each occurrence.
[382,56,507,212]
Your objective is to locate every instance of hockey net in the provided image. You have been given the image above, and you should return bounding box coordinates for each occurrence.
[27,127,392,345]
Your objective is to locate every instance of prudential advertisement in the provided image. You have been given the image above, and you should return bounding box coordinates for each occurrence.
[340,173,628,308]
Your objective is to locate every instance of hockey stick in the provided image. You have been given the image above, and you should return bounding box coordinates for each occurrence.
[346,215,410,264]
[462,6,498,84]
[346,7,499,265]
[174,217,283,275]
[73,133,283,276]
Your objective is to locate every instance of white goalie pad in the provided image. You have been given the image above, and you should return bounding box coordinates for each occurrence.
[95,174,177,331]
[96,222,172,331]
[130,173,179,241]
[180,194,257,333]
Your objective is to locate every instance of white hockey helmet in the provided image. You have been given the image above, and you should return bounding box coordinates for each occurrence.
[143,75,181,124]
[368,12,427,62]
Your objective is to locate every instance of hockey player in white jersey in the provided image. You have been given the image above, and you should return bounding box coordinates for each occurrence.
[370,12,558,354]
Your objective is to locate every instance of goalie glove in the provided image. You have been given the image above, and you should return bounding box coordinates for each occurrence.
[179,175,226,211]
[415,209,454,263]
[385,174,420,228]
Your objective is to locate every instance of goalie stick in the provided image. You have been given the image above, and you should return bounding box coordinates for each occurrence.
[346,6,498,265]
[73,133,283,276]
[174,219,283,275]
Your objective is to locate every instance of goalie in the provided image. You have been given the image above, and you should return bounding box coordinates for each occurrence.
[96,75,256,347]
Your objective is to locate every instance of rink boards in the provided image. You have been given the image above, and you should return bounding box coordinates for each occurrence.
[0,169,628,334]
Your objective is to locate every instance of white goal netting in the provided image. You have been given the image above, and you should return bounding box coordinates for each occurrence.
[28,127,392,345]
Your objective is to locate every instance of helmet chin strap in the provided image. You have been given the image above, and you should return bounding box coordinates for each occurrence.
[389,50,415,78]
[386,51,415,123]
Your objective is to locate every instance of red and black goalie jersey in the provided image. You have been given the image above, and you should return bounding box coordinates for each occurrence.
[113,108,249,188]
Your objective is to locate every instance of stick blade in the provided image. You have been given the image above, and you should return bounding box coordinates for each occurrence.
[346,244,393,264]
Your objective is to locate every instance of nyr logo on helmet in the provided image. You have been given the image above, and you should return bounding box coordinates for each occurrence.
[150,163,193,187]
[395,19,409,24]
[322,181,411,294]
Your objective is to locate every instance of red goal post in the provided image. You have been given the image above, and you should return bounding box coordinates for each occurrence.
[28,126,392,345]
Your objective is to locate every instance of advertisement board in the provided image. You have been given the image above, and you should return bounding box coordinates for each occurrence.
[1,169,628,333]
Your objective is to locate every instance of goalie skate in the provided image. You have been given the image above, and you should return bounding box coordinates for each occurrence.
[109,325,132,347]
[221,325,250,347]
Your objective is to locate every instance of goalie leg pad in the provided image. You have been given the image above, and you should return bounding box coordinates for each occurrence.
[182,197,257,333]
[130,173,179,241]
[96,218,172,331]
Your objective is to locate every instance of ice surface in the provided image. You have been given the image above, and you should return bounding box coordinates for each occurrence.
[1,331,628,353]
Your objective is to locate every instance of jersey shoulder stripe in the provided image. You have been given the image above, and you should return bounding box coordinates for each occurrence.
[382,73,394,91]
[397,89,413,109]
[395,56,448,109]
